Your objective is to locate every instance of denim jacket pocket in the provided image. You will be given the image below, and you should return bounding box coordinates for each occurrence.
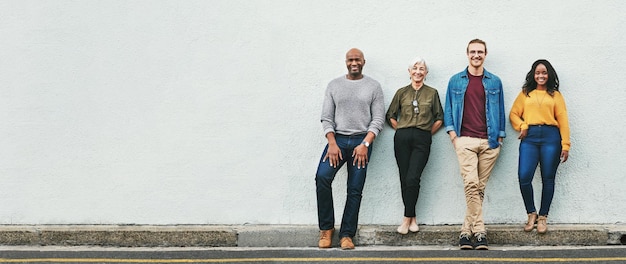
[487,89,501,104]
[451,90,464,103]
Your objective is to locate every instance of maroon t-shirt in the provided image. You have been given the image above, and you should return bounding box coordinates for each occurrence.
[460,73,488,139]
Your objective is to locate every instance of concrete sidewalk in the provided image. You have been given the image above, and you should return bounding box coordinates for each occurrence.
[0,224,624,248]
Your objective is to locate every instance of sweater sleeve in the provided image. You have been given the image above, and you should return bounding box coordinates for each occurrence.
[368,84,386,136]
[509,91,528,131]
[554,92,571,151]
[320,85,336,136]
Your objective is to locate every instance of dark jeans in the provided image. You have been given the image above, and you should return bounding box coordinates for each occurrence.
[315,133,371,238]
[394,128,432,217]
[518,125,562,216]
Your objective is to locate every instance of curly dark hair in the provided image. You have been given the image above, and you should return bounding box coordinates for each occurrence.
[523,59,560,97]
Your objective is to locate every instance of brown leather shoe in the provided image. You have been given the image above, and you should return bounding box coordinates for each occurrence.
[537,215,548,234]
[318,228,334,248]
[524,212,538,232]
[340,237,355,250]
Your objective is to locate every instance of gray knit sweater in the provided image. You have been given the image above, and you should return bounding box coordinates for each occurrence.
[321,75,385,137]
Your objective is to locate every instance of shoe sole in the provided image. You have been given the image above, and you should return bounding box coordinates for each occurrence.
[341,243,355,250]
[340,238,355,250]
[460,245,473,250]
[475,245,489,250]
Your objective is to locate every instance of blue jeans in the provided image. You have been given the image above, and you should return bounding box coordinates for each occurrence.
[518,125,562,216]
[316,134,372,238]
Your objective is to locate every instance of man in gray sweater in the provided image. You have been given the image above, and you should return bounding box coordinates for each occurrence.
[315,48,385,250]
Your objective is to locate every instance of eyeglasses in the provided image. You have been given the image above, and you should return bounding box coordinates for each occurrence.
[413,100,419,114]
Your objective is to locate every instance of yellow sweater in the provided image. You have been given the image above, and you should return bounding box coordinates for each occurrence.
[509,90,571,151]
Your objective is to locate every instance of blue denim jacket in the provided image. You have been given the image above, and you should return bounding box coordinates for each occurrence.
[444,67,506,149]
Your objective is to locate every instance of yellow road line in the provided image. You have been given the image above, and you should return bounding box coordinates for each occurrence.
[2,257,626,263]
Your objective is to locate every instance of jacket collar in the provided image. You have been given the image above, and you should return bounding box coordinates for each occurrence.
[462,67,493,79]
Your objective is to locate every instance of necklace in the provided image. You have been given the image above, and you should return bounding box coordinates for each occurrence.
[412,88,421,114]
[534,90,547,107]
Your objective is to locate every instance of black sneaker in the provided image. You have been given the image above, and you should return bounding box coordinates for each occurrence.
[474,233,488,250]
[459,233,473,250]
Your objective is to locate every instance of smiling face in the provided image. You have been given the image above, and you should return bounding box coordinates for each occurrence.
[534,63,549,89]
[409,62,428,84]
[466,42,487,69]
[345,49,365,80]
[523,59,559,94]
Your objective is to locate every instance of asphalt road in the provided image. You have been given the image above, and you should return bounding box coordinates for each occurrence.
[1,245,625,263]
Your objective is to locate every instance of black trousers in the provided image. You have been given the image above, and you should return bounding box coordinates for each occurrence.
[394,127,432,217]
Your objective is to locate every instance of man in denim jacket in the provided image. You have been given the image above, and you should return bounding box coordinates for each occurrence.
[444,39,506,250]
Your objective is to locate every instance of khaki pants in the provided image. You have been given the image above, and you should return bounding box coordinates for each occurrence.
[454,136,501,235]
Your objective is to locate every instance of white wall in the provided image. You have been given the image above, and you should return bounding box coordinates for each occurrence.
[0,0,624,225]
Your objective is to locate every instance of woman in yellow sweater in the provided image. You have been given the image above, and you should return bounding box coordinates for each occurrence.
[509,59,570,234]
